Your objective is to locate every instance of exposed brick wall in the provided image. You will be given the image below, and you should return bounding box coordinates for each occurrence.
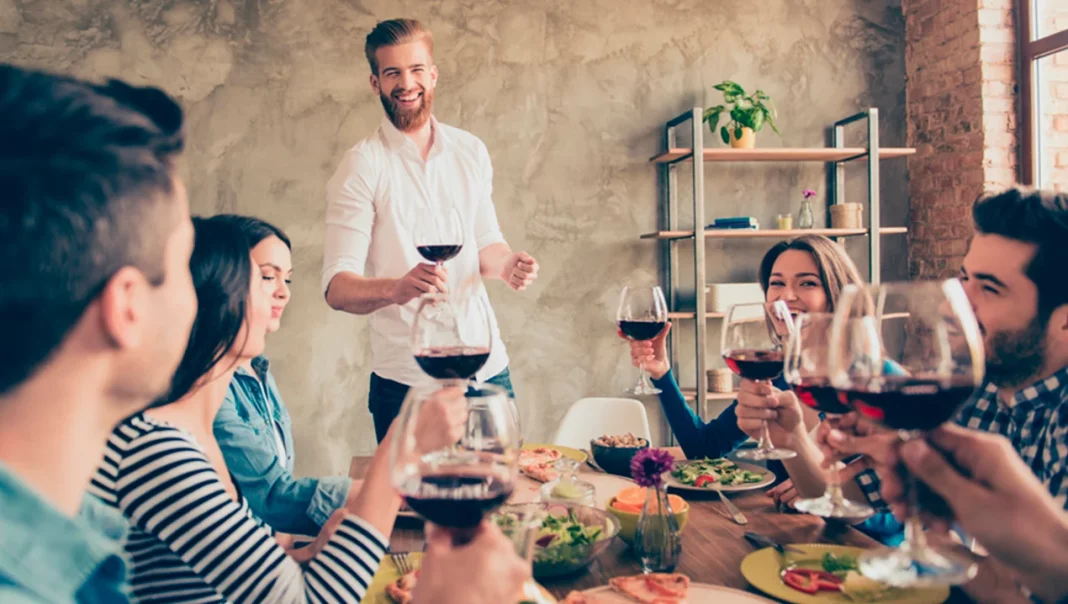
[903,0,1017,279]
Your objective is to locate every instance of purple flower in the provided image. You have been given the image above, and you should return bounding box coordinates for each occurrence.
[802,188,817,199]
[630,448,675,488]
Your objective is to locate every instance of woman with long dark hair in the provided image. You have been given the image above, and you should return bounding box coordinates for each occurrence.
[88,216,465,602]
[209,214,360,535]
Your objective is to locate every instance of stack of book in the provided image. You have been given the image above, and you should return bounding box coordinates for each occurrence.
[706,216,759,230]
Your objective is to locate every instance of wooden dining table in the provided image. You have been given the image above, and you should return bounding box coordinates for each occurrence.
[348,450,938,602]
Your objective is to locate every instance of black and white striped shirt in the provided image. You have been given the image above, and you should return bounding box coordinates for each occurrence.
[89,414,386,603]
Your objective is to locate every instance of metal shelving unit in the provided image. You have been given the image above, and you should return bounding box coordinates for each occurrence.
[652,108,913,415]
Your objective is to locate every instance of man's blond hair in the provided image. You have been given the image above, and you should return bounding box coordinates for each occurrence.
[364,19,434,76]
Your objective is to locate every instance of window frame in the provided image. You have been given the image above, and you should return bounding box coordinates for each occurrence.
[1016,0,1068,185]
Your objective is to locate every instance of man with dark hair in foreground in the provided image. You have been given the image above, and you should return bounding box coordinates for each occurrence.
[0,64,197,601]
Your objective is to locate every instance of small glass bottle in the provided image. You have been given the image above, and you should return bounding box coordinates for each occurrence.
[540,458,596,506]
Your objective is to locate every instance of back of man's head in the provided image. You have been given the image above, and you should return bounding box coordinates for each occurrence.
[973,187,1068,320]
[0,64,186,395]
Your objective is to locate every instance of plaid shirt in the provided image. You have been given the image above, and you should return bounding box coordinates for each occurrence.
[855,366,1068,511]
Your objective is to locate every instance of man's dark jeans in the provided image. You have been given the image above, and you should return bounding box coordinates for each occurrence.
[368,368,515,443]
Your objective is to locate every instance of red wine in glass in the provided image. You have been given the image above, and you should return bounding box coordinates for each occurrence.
[792,377,852,415]
[840,376,976,431]
[618,319,667,341]
[414,346,490,380]
[417,244,463,263]
[723,349,784,381]
[403,471,514,530]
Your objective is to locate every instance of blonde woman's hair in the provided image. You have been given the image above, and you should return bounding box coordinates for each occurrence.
[364,19,434,76]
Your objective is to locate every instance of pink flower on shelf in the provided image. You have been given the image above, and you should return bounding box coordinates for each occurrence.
[802,189,817,199]
[630,448,675,488]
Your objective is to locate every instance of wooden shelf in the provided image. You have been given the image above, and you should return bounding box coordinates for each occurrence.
[667,311,725,320]
[640,227,908,240]
[682,389,738,402]
[650,147,916,164]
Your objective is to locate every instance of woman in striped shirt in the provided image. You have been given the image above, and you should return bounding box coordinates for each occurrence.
[90,216,466,602]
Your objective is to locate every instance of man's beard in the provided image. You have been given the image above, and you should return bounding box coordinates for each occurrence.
[983,313,1048,388]
[380,85,433,132]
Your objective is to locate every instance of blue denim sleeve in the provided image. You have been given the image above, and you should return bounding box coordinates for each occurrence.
[78,493,129,543]
[214,392,351,535]
[649,371,750,459]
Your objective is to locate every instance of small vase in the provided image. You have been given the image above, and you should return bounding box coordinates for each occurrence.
[633,484,682,573]
[797,198,815,229]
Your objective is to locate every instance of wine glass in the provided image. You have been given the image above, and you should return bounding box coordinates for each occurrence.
[722,301,797,460]
[412,293,492,386]
[784,312,873,518]
[390,382,520,544]
[617,285,669,395]
[829,280,985,587]
[414,206,464,266]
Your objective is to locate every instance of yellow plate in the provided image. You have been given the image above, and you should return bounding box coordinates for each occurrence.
[364,552,556,603]
[739,544,949,604]
[521,443,588,464]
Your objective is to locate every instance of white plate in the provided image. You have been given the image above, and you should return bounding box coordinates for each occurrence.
[665,459,775,493]
[576,583,773,602]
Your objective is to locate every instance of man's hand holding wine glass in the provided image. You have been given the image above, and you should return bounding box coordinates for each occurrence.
[501,251,538,291]
[391,263,449,305]
[899,424,1068,604]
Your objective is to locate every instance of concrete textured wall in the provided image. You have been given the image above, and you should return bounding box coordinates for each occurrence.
[2,0,907,479]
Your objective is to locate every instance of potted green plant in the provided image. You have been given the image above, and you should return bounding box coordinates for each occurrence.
[703,81,781,149]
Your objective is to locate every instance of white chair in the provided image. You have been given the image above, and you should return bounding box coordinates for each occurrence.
[552,397,652,450]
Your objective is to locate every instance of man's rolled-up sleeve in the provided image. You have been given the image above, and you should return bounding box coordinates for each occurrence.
[323,147,378,294]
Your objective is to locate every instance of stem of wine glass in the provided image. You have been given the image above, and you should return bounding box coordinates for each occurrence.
[757,420,774,452]
[756,380,776,452]
[902,471,929,551]
[825,416,845,505]
[898,428,930,552]
[635,359,653,392]
[826,457,845,505]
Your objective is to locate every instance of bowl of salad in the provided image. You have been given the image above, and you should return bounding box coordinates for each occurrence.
[493,503,619,578]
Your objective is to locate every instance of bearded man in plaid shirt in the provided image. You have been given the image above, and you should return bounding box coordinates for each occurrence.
[821,187,1068,603]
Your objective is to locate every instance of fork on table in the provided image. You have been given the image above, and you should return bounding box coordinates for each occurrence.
[390,551,413,574]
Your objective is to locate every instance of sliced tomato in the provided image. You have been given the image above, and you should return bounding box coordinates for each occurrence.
[817,576,842,592]
[694,474,717,487]
[782,569,820,594]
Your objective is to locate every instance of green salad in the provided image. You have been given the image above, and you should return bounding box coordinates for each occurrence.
[671,458,766,487]
[496,509,604,569]
[821,552,859,576]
